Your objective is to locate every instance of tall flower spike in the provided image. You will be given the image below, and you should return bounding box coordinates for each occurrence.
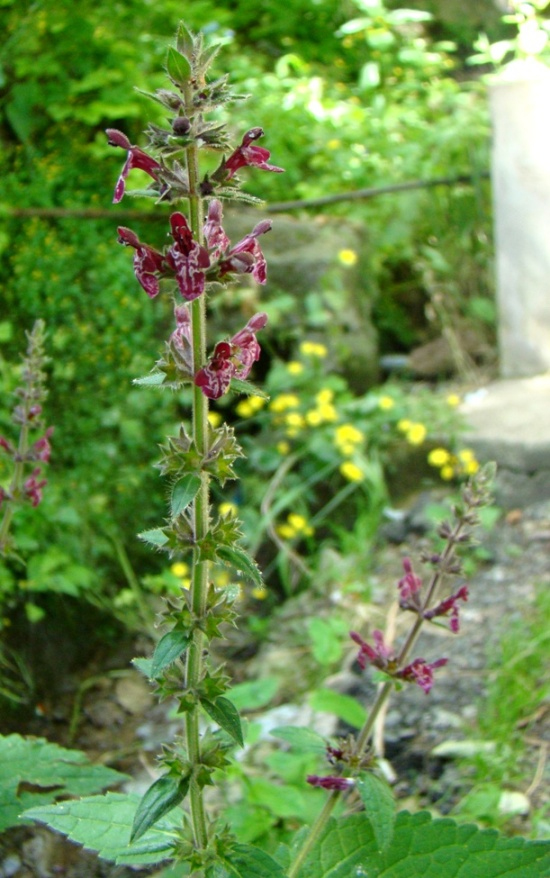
[222,127,285,179]
[166,212,210,302]
[106,129,162,203]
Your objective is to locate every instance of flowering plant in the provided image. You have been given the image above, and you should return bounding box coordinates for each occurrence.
[21,24,550,878]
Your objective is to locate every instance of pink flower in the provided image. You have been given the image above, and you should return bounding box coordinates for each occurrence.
[117,227,167,298]
[398,557,423,603]
[106,129,162,203]
[219,220,272,284]
[350,629,395,672]
[396,657,448,694]
[23,468,47,508]
[194,313,268,400]
[424,585,469,633]
[306,775,354,791]
[203,199,230,257]
[31,427,54,463]
[223,128,284,179]
[166,213,210,302]
[169,305,193,374]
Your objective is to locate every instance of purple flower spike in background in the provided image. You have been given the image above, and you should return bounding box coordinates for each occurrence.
[223,128,285,179]
[306,775,354,791]
[106,129,162,203]
[425,585,469,632]
[396,657,448,694]
[230,313,268,379]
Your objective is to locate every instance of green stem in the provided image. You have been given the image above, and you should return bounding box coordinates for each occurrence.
[182,85,210,858]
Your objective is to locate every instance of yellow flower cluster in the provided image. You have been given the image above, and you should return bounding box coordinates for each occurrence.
[235,395,266,418]
[269,393,300,413]
[334,423,364,456]
[277,513,315,540]
[428,447,480,481]
[286,361,304,375]
[337,249,358,267]
[378,395,395,411]
[219,501,238,517]
[304,388,338,426]
[300,341,328,358]
[339,461,364,482]
[397,419,427,446]
[170,561,191,589]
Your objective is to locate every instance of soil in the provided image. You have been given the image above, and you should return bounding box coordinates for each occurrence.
[1,495,549,877]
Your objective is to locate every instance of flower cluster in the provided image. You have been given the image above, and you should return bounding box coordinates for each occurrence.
[398,557,469,633]
[350,629,448,694]
[428,446,480,481]
[276,513,314,540]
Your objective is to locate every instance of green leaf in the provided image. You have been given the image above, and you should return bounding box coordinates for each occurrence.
[269,726,327,756]
[133,371,166,386]
[23,792,180,865]
[151,630,191,677]
[356,772,395,851]
[230,377,269,399]
[0,734,128,832]
[166,47,192,85]
[171,474,201,517]
[308,689,367,729]
[138,527,169,548]
[215,545,263,588]
[131,774,188,842]
[295,811,550,878]
[228,677,280,711]
[210,843,287,877]
[132,657,154,678]
[176,22,194,57]
[201,696,244,747]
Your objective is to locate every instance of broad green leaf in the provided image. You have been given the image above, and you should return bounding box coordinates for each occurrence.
[247,777,309,820]
[166,47,191,85]
[269,726,327,756]
[24,792,180,866]
[171,475,201,517]
[230,377,269,399]
[0,734,128,832]
[201,696,244,747]
[295,811,550,878]
[215,545,263,588]
[151,630,191,677]
[308,688,367,729]
[132,657,153,678]
[209,843,286,877]
[131,774,188,842]
[176,22,194,57]
[356,772,395,852]
[138,527,169,548]
[228,677,279,711]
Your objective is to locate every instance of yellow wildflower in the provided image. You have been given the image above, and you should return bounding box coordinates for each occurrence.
[316,388,334,406]
[457,448,475,464]
[340,461,364,482]
[428,447,451,467]
[446,393,461,407]
[288,513,314,536]
[463,459,480,475]
[236,395,265,418]
[286,361,304,375]
[219,502,238,517]
[318,403,338,422]
[277,523,296,539]
[305,409,324,427]
[338,249,358,267]
[207,411,222,428]
[285,412,305,429]
[277,440,291,455]
[406,423,427,446]
[335,424,364,449]
[170,562,189,578]
[252,585,268,600]
[300,341,328,358]
[397,418,412,433]
[269,393,300,413]
[378,395,395,411]
[440,464,455,481]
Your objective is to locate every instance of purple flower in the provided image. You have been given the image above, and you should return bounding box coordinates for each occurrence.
[106,129,162,203]
[194,313,268,400]
[350,629,395,672]
[169,304,193,374]
[166,213,210,302]
[396,657,448,694]
[306,775,354,791]
[203,199,230,258]
[194,341,234,400]
[31,427,54,463]
[219,220,272,285]
[223,128,284,179]
[117,227,167,298]
[23,467,47,508]
[398,557,423,603]
[424,585,469,633]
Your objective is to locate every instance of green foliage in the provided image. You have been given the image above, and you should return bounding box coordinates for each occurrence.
[0,733,128,832]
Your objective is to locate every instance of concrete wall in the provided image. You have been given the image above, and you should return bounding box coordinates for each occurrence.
[490,61,550,377]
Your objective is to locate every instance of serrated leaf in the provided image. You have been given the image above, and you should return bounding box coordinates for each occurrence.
[230,377,269,399]
[209,843,287,877]
[269,726,327,756]
[131,775,188,842]
[24,792,180,865]
[150,630,190,677]
[295,810,550,878]
[0,734,128,832]
[132,657,154,678]
[356,772,395,852]
[171,474,201,517]
[215,545,262,588]
[201,696,244,747]
[133,371,166,386]
[138,527,169,548]
[166,47,191,85]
